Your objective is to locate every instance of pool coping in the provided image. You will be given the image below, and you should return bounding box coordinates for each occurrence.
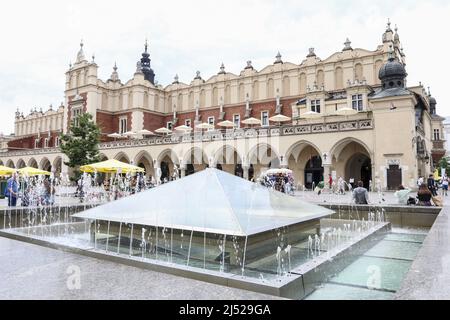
[394,206,450,300]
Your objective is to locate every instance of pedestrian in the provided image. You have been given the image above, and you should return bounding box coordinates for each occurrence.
[5,172,19,207]
[441,176,448,196]
[417,183,433,206]
[352,181,369,205]
[417,176,424,188]
[394,185,411,205]
[328,174,333,189]
[427,174,437,196]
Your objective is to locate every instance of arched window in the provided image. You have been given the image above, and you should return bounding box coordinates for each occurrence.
[355,63,363,82]
[316,70,324,88]
[212,87,218,106]
[177,93,183,110]
[335,67,343,89]
[225,85,231,104]
[238,83,245,102]
[154,94,159,111]
[252,80,259,100]
[128,90,133,108]
[189,91,194,108]
[299,73,306,94]
[267,78,274,99]
[144,91,149,108]
[283,76,290,96]
[374,60,383,85]
[200,89,206,107]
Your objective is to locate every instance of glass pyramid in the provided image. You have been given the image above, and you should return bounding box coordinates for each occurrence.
[73,168,333,236]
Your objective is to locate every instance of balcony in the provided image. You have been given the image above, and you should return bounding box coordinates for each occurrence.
[432,140,446,151]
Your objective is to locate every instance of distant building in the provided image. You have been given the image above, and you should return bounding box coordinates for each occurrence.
[0,21,445,190]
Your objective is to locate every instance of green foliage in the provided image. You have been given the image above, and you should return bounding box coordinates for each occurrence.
[438,156,450,176]
[60,113,101,179]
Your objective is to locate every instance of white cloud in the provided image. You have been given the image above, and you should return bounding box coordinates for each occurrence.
[1,0,449,134]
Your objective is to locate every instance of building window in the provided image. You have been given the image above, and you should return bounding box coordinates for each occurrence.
[233,114,241,128]
[72,107,82,127]
[434,129,441,141]
[34,139,39,149]
[352,94,363,111]
[261,111,269,127]
[44,138,49,148]
[167,121,173,130]
[208,116,215,130]
[119,117,128,134]
[185,119,191,127]
[55,136,60,148]
[311,100,321,113]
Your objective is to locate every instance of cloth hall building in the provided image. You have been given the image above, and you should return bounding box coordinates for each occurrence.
[0,22,446,190]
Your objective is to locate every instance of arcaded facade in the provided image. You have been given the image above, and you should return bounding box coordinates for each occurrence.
[0,21,446,190]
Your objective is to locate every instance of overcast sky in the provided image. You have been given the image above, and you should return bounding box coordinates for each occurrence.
[1,0,449,135]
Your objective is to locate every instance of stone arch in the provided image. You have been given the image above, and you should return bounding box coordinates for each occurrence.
[28,158,38,168]
[39,157,52,171]
[213,145,244,176]
[114,152,130,164]
[247,143,280,179]
[182,147,208,176]
[157,149,180,181]
[6,160,15,168]
[285,141,323,187]
[52,157,62,175]
[330,138,373,189]
[330,137,372,162]
[134,151,154,177]
[16,159,26,169]
[98,153,108,161]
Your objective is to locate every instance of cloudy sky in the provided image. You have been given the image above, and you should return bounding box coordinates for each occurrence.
[1,0,449,134]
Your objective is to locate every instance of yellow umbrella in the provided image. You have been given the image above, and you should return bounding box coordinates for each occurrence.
[18,167,51,176]
[434,169,441,181]
[0,165,16,176]
[80,159,145,174]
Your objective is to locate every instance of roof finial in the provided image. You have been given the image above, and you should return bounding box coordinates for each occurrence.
[274,51,283,64]
[113,62,117,72]
[386,18,392,31]
[76,39,86,63]
[388,44,395,61]
[145,38,148,53]
[173,74,179,84]
[91,53,95,63]
[218,63,226,74]
[110,62,119,81]
[343,38,352,51]
[245,60,253,69]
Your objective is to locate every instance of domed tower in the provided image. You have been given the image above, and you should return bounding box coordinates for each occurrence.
[378,46,407,90]
[140,40,155,85]
[429,92,437,115]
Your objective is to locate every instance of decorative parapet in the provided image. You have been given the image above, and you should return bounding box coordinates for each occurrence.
[1,119,373,156]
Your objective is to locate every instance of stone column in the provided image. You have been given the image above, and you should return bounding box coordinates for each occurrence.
[243,166,250,180]
[180,164,186,178]
[323,164,331,192]
[280,155,288,169]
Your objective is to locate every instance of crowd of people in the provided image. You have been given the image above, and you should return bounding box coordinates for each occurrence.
[259,170,295,195]
[4,172,56,207]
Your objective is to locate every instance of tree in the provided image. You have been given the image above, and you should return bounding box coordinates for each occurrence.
[60,113,101,179]
[438,156,450,176]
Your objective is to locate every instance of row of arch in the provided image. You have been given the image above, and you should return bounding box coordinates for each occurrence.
[1,138,373,187]
[102,137,373,187]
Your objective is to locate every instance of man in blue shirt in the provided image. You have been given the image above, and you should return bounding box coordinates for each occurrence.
[5,172,19,207]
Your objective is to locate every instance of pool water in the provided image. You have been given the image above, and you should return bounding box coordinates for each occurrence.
[305,230,427,300]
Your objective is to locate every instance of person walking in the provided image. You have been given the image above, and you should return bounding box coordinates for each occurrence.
[5,172,19,207]
[427,174,437,196]
[352,181,370,205]
[441,176,448,196]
